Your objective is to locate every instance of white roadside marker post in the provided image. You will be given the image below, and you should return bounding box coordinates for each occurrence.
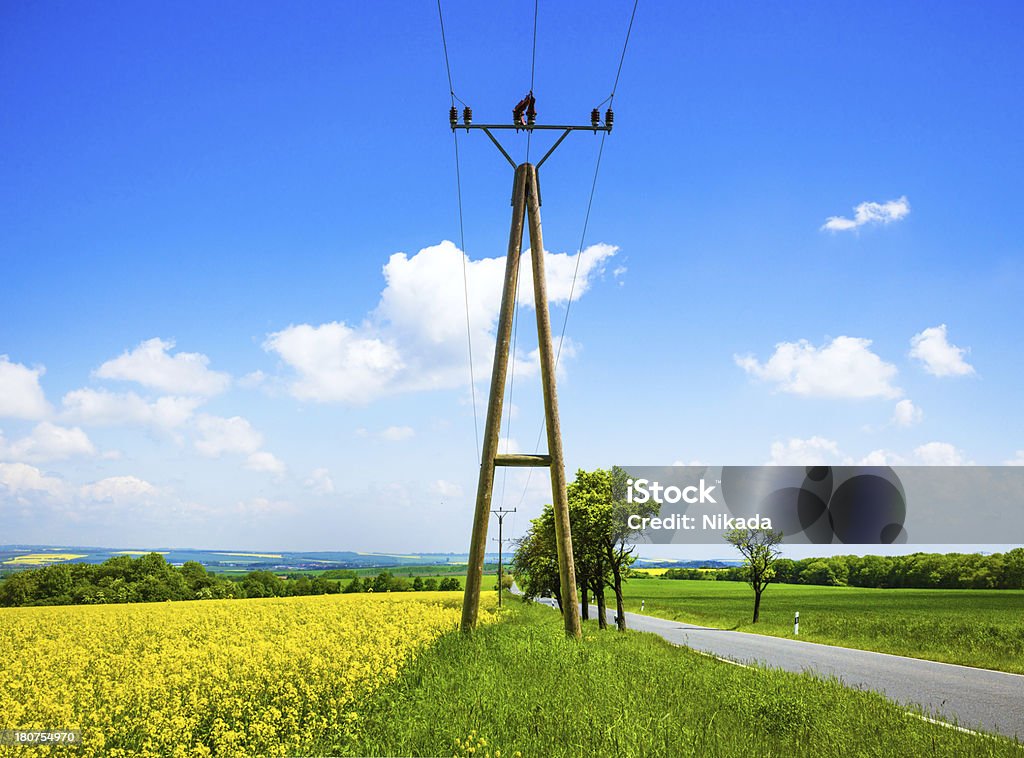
[794,611,800,636]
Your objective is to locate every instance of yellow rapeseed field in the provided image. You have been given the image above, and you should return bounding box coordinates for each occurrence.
[0,592,495,757]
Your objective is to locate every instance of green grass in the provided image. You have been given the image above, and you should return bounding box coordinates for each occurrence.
[620,577,1024,673]
[332,601,1021,757]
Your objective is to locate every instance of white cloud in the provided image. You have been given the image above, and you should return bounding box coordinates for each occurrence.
[891,399,923,427]
[264,322,404,404]
[238,370,266,389]
[909,324,975,377]
[821,195,910,232]
[80,475,158,503]
[736,336,901,399]
[380,425,415,442]
[193,415,263,457]
[855,449,906,466]
[0,462,65,498]
[61,388,201,429]
[264,240,616,404]
[304,468,335,495]
[1006,451,1024,466]
[0,422,96,463]
[768,436,844,465]
[0,356,51,419]
[914,442,971,466]
[96,338,230,396]
[498,437,522,455]
[432,479,463,498]
[245,451,286,476]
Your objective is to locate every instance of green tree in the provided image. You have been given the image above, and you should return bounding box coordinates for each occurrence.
[242,570,285,598]
[568,467,657,631]
[0,572,35,606]
[511,508,562,606]
[725,527,784,623]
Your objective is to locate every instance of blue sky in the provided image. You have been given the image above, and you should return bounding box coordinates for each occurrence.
[1,1,1022,555]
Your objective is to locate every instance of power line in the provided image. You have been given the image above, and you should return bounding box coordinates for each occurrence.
[436,0,455,105]
[610,0,640,105]
[526,0,539,163]
[514,1,638,509]
[436,0,481,460]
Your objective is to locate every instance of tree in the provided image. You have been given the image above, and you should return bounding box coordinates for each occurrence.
[725,527,784,623]
[438,577,460,592]
[412,576,424,592]
[511,508,563,606]
[568,467,657,631]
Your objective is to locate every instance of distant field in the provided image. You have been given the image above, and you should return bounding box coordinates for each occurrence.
[3,553,87,565]
[621,577,1024,673]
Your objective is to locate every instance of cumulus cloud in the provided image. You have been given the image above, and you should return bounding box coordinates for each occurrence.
[736,336,901,399]
[766,439,969,466]
[193,415,263,457]
[1006,451,1024,466]
[264,240,617,404]
[61,388,201,429]
[80,475,158,503]
[0,356,51,419]
[96,338,230,396]
[768,436,844,465]
[914,442,971,466]
[891,399,923,427]
[0,422,96,463]
[0,461,66,498]
[304,468,335,495]
[855,449,907,466]
[264,323,404,405]
[432,479,463,498]
[821,196,910,232]
[909,324,975,377]
[245,451,286,476]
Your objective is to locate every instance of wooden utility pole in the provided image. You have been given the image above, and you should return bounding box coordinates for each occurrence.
[455,107,612,640]
[491,506,515,608]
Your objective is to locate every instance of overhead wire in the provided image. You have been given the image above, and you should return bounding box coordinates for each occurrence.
[436,0,481,461]
[514,0,639,510]
[526,0,539,163]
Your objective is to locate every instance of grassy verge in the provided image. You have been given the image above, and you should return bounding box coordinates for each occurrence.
[333,601,1021,757]
[619,578,1024,673]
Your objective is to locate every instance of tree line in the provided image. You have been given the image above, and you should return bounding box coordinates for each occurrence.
[663,549,1024,590]
[0,553,463,607]
[512,467,657,631]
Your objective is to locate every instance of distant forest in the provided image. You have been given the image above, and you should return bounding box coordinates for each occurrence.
[0,553,460,608]
[662,549,1024,590]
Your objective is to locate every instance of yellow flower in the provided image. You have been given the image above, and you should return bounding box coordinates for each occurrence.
[0,592,497,756]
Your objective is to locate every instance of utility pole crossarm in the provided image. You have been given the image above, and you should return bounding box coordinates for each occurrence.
[450,106,614,170]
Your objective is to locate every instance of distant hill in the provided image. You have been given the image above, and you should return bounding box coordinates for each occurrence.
[0,546,498,574]
[635,558,741,569]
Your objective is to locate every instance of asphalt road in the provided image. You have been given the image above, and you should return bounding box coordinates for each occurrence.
[534,598,1024,740]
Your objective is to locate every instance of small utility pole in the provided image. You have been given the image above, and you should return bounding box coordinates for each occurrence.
[491,506,516,608]
[456,104,613,640]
